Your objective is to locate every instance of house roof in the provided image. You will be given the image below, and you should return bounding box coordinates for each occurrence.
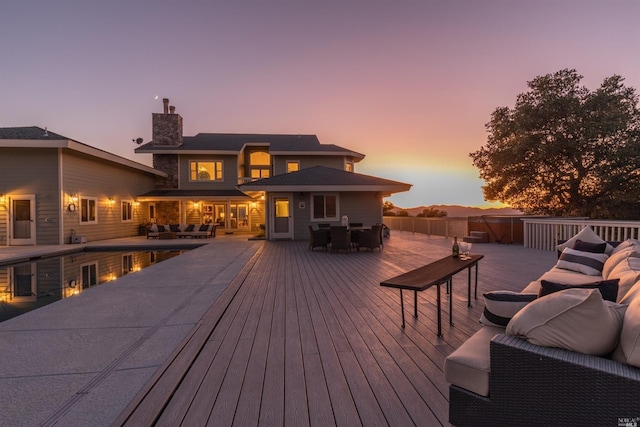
[239,166,412,194]
[0,126,165,177]
[136,189,252,201]
[135,133,365,160]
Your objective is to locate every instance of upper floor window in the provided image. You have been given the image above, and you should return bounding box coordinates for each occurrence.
[121,200,133,222]
[287,161,300,173]
[80,197,97,223]
[190,161,223,181]
[312,193,339,220]
[345,162,354,172]
[250,151,270,165]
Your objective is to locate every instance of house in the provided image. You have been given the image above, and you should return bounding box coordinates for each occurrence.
[0,127,164,246]
[135,99,411,239]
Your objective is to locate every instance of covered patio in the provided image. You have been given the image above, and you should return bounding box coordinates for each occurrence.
[117,232,555,426]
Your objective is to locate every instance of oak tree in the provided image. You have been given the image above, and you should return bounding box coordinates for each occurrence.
[470,69,640,219]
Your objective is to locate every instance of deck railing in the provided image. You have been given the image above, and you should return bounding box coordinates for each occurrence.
[522,218,640,251]
[383,216,468,239]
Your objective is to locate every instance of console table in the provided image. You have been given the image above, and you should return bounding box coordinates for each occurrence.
[380,254,484,336]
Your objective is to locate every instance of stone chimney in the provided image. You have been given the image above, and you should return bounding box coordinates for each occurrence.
[152,98,183,146]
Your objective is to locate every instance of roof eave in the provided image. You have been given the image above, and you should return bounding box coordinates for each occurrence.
[240,184,411,193]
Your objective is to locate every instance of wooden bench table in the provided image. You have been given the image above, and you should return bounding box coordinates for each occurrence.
[380,254,484,336]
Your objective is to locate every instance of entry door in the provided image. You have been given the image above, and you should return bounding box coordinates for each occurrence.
[9,195,36,246]
[10,263,36,302]
[271,195,293,239]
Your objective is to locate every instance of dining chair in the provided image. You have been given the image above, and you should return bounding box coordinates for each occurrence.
[330,226,351,254]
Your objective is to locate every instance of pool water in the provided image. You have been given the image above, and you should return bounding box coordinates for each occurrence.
[0,249,188,322]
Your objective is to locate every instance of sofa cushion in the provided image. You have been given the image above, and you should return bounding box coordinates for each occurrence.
[573,239,607,253]
[557,226,614,255]
[610,238,640,257]
[620,279,640,305]
[608,255,640,301]
[444,326,504,397]
[149,224,158,233]
[556,247,608,276]
[479,291,538,327]
[612,296,640,368]
[539,279,619,302]
[506,288,626,356]
[603,246,640,279]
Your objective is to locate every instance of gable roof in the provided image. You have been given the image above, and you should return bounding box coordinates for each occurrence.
[136,132,365,160]
[240,166,411,194]
[0,126,165,177]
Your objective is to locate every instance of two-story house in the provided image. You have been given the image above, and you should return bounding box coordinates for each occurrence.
[136,99,411,240]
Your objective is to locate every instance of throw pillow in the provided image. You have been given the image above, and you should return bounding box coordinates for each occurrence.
[157,225,166,232]
[573,239,607,254]
[612,296,640,368]
[607,255,640,301]
[169,224,180,232]
[479,291,538,327]
[556,247,608,276]
[556,226,613,255]
[539,279,619,302]
[199,224,209,231]
[506,288,627,355]
[185,224,195,232]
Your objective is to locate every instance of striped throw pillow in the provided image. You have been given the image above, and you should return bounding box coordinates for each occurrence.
[556,247,608,276]
[480,291,538,327]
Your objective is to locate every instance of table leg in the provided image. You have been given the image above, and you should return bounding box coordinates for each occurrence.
[467,267,472,307]
[475,263,479,300]
[414,290,418,318]
[400,289,405,329]
[449,278,454,326]
[437,282,442,337]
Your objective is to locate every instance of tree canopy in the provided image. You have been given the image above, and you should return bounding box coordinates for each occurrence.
[470,69,640,219]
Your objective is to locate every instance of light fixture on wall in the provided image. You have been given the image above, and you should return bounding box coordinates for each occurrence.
[68,194,78,212]
[108,197,115,204]
[0,193,5,208]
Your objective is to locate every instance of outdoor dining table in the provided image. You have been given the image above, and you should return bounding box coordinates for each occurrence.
[380,254,484,336]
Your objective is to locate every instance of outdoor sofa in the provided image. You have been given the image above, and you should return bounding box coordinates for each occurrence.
[147,223,216,239]
[445,226,640,426]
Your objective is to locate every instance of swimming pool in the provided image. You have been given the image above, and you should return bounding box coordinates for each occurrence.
[0,248,189,322]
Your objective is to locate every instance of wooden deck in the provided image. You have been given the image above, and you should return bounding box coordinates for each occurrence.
[115,231,556,426]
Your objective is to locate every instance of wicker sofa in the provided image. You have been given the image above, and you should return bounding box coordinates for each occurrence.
[445,227,640,426]
[147,223,216,239]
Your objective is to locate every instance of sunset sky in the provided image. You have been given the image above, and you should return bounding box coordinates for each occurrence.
[2,1,638,208]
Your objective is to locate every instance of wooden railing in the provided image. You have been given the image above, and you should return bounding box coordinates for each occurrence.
[522,218,640,251]
[383,216,468,239]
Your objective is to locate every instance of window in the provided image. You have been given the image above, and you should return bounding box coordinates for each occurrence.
[312,193,338,220]
[80,197,97,223]
[190,161,223,181]
[121,200,133,222]
[249,151,271,179]
[122,254,134,275]
[345,162,354,172]
[287,161,300,173]
[81,262,98,289]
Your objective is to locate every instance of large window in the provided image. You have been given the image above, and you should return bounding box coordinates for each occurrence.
[312,193,338,220]
[249,151,271,179]
[190,161,223,181]
[121,200,133,222]
[80,197,97,223]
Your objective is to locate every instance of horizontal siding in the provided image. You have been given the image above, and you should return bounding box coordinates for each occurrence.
[0,148,61,245]
[62,151,157,243]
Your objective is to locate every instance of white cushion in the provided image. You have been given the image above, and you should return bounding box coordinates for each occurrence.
[620,279,640,304]
[556,247,608,276]
[557,226,614,255]
[444,326,504,396]
[608,255,640,301]
[506,288,627,356]
[610,238,640,257]
[149,224,158,233]
[479,291,538,328]
[603,246,640,279]
[612,296,640,368]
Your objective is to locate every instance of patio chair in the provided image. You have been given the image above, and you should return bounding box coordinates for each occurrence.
[330,226,351,254]
[358,224,383,252]
[308,225,328,251]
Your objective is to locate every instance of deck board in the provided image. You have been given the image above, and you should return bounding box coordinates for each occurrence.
[118,231,556,426]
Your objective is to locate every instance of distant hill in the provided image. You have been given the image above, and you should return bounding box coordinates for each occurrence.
[391,205,523,218]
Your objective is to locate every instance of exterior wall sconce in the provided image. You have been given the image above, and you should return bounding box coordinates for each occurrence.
[0,193,5,208]
[108,197,115,204]
[193,201,200,208]
[68,194,78,211]
[134,200,140,206]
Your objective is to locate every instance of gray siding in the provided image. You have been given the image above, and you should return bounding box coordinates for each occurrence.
[272,155,346,175]
[62,151,157,243]
[179,154,239,189]
[0,148,61,245]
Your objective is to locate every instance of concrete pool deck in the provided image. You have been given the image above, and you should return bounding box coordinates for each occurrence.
[0,235,262,426]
